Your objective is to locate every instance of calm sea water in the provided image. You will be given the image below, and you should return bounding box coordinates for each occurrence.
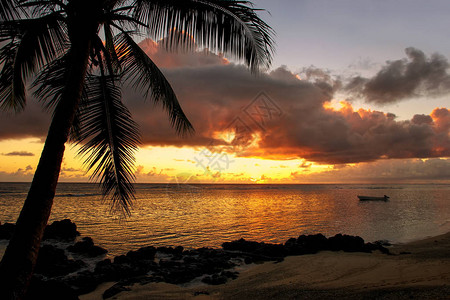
[0,182,449,256]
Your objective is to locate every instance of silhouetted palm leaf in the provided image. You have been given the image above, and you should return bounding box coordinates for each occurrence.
[0,0,21,21]
[32,54,68,110]
[133,0,275,72]
[76,72,140,215]
[115,31,194,135]
[0,13,67,111]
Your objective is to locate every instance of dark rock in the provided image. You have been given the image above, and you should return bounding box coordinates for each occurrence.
[221,270,239,280]
[98,262,149,281]
[285,234,329,255]
[156,246,183,255]
[222,238,261,253]
[222,238,286,259]
[0,222,15,240]
[201,273,228,285]
[363,242,390,254]
[328,234,365,252]
[244,256,253,264]
[126,246,156,261]
[160,267,199,284]
[67,237,108,257]
[95,258,112,269]
[102,283,131,299]
[96,252,158,282]
[113,255,131,264]
[35,245,86,277]
[159,259,182,268]
[63,271,103,295]
[101,277,162,299]
[26,277,79,300]
[44,219,80,241]
[374,240,392,247]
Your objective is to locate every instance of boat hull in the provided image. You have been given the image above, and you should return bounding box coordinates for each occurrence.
[358,195,389,201]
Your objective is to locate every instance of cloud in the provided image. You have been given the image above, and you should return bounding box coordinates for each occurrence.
[125,42,449,164]
[0,40,448,167]
[345,47,450,104]
[138,38,228,69]
[135,165,172,183]
[0,165,34,181]
[2,151,35,156]
[0,100,50,141]
[290,158,450,183]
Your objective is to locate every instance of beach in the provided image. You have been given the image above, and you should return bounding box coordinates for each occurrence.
[80,232,450,300]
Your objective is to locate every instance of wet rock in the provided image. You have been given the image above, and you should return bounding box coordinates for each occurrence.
[363,242,390,254]
[222,239,261,253]
[67,237,108,257]
[96,253,158,283]
[222,238,286,259]
[285,234,329,255]
[0,222,15,240]
[328,234,365,252]
[102,277,162,299]
[44,219,80,241]
[126,246,156,261]
[221,270,239,280]
[113,255,131,264]
[35,245,85,277]
[160,267,199,284]
[374,239,392,247]
[63,271,103,295]
[156,246,184,255]
[201,273,228,285]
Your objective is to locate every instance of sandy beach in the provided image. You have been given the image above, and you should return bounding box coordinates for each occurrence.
[80,232,450,300]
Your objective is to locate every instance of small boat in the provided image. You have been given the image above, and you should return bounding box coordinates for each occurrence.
[358,195,389,201]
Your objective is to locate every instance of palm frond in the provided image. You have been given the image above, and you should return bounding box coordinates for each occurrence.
[18,0,65,17]
[103,23,121,72]
[0,13,67,111]
[132,0,275,72]
[0,0,22,21]
[32,53,68,110]
[115,31,194,135]
[76,72,140,216]
[0,40,20,110]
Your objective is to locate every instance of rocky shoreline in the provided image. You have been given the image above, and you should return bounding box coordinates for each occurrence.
[0,219,390,299]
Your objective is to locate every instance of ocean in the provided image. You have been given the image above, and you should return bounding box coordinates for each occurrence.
[0,182,449,257]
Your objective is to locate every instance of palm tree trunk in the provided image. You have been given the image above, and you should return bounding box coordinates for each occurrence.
[0,37,92,300]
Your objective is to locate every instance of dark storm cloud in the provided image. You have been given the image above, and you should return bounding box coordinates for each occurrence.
[2,151,35,156]
[345,47,450,104]
[0,100,50,141]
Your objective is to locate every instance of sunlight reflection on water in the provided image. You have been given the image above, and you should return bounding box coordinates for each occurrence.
[0,183,449,256]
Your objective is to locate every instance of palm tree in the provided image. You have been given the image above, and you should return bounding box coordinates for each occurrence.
[0,0,274,298]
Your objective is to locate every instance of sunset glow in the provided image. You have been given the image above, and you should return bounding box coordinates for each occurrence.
[0,1,448,185]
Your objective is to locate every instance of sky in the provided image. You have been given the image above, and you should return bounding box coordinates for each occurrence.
[0,0,449,184]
